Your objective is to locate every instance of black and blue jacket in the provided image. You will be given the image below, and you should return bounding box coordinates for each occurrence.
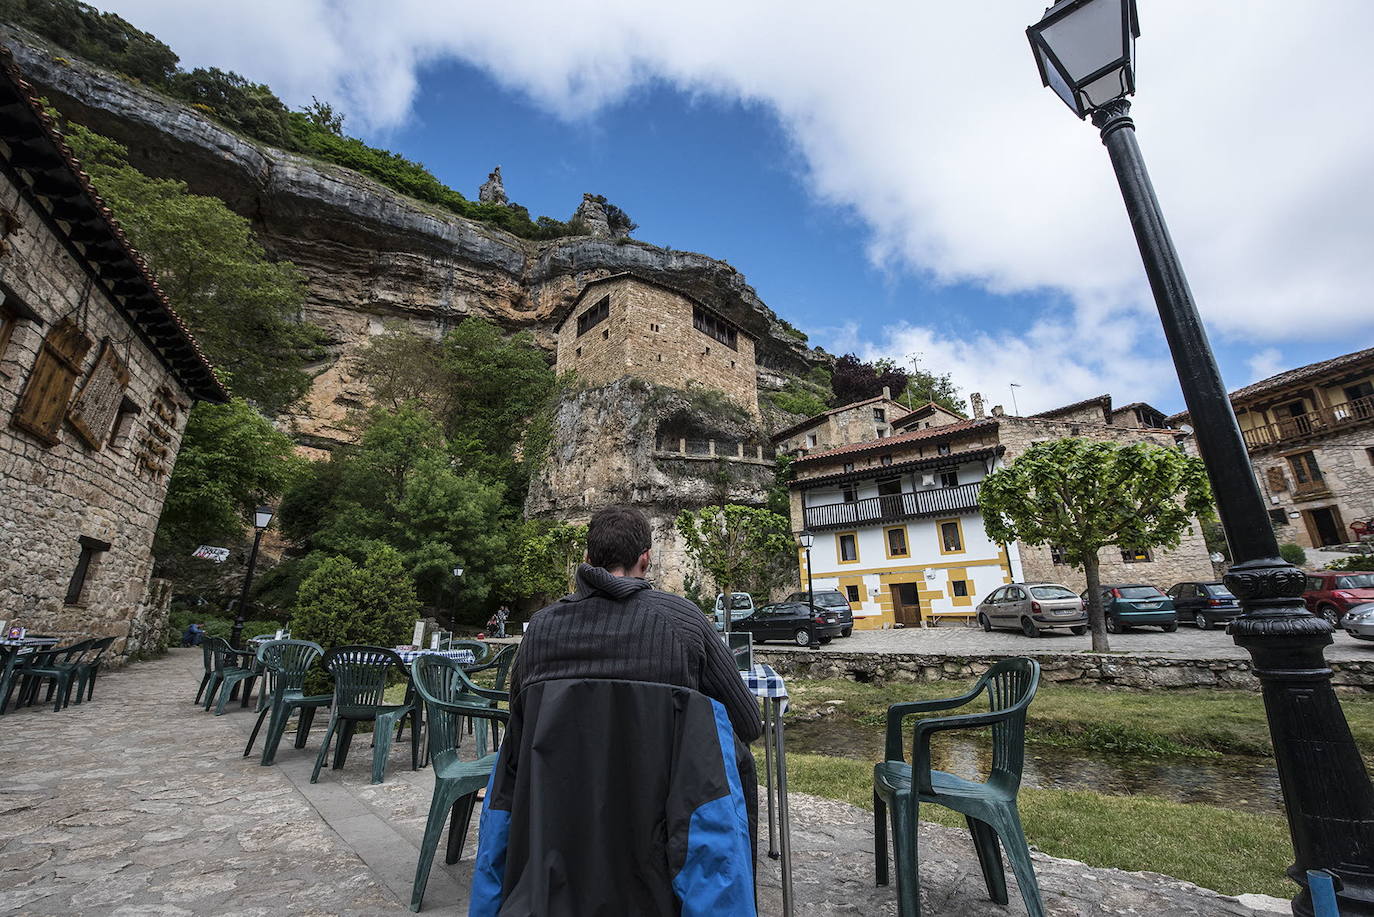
[469,678,758,916]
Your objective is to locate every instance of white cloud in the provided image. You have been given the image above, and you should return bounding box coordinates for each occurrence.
[102,0,1374,371]
[1247,348,1285,385]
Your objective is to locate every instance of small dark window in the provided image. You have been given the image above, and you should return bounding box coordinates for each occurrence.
[576,295,610,336]
[940,521,963,552]
[1269,509,1289,526]
[873,408,886,422]
[887,527,908,557]
[575,346,582,357]
[843,462,855,473]
[1070,424,1081,435]
[838,533,858,562]
[841,485,857,504]
[0,301,18,364]
[937,443,951,456]
[940,470,958,488]
[1287,451,1322,485]
[844,584,861,603]
[1367,446,1374,467]
[1049,544,1068,564]
[881,454,893,466]
[952,580,969,598]
[65,535,111,605]
[602,328,609,340]
[692,305,738,350]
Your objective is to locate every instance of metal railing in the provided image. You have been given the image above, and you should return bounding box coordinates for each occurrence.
[1241,394,1374,450]
[803,481,982,530]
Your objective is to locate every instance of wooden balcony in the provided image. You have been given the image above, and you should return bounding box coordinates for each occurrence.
[803,482,982,530]
[1241,394,1374,451]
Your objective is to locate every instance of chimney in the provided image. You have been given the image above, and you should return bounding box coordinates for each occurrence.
[991,404,1005,417]
[882,385,891,400]
[970,392,985,419]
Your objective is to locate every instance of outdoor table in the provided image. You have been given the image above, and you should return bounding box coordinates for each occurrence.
[0,636,60,648]
[743,663,793,916]
[396,648,475,666]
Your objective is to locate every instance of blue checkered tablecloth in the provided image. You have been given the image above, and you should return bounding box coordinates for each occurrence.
[743,663,788,713]
[396,648,475,665]
[0,636,59,648]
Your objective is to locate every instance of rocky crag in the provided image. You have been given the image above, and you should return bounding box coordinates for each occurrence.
[4,29,827,452]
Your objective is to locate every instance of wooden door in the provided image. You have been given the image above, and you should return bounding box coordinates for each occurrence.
[890,583,922,626]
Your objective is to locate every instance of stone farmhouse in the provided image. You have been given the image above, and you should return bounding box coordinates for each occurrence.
[787,394,1214,630]
[0,48,227,656]
[554,273,759,416]
[1170,345,1374,549]
[772,391,965,458]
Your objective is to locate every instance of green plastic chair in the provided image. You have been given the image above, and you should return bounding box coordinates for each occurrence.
[203,637,254,712]
[310,646,420,785]
[409,653,506,912]
[457,645,514,748]
[244,639,332,765]
[16,638,94,712]
[67,636,116,705]
[0,645,37,715]
[873,657,1043,917]
[194,639,215,704]
[448,639,491,665]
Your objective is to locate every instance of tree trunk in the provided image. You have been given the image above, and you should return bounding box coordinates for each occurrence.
[721,581,733,634]
[1083,554,1110,653]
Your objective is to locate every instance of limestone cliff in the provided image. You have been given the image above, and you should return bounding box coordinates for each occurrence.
[4,29,828,448]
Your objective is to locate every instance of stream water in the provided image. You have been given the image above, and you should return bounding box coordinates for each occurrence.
[785,717,1285,818]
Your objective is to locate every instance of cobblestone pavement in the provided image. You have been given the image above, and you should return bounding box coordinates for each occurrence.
[793,623,1374,662]
[0,650,1288,916]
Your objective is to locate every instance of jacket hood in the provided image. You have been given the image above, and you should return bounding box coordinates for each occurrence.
[574,563,652,601]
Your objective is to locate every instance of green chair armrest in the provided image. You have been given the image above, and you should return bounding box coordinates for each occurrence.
[910,702,1031,794]
[425,695,510,723]
[883,686,985,761]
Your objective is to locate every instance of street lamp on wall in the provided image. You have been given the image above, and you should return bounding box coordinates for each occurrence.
[230,504,275,649]
[1026,3,1374,913]
[796,530,820,650]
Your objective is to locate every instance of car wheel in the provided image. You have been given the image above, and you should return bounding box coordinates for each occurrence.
[1105,617,1120,634]
[841,627,853,638]
[1194,612,1211,631]
[1070,625,1088,636]
[1162,622,1178,633]
[1021,618,1039,638]
[980,614,993,632]
[1319,605,1340,628]
[794,629,812,647]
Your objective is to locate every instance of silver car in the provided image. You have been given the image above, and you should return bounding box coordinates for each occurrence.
[1342,603,1374,641]
[978,582,1089,637]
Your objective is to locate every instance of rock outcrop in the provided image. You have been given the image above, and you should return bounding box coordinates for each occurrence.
[4,29,828,447]
[477,166,508,206]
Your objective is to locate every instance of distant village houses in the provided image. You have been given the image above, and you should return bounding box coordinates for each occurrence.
[0,48,226,655]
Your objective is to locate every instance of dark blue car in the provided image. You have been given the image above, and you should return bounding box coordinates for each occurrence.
[1083,584,1178,633]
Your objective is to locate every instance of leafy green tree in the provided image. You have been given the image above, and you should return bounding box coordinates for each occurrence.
[676,505,795,629]
[979,439,1213,651]
[154,398,301,577]
[290,548,420,650]
[830,354,907,407]
[61,121,322,413]
[0,0,179,85]
[508,521,588,605]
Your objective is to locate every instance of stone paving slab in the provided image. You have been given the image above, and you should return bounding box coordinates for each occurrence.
[0,650,1289,916]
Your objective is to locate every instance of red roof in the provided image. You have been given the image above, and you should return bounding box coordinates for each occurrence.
[793,417,998,465]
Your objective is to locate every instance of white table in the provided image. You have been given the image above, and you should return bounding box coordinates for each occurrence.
[743,663,793,916]
[395,648,475,665]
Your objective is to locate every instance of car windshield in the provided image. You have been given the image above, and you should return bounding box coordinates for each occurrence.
[1336,575,1374,589]
[728,595,752,609]
[1117,586,1165,599]
[812,593,848,607]
[1030,585,1077,600]
[1204,584,1235,598]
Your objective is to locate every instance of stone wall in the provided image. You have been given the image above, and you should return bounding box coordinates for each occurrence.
[555,275,760,416]
[756,647,1374,692]
[0,170,191,656]
[1248,427,1374,549]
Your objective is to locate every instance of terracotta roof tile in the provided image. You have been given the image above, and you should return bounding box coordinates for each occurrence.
[793,417,999,465]
[1167,345,1374,423]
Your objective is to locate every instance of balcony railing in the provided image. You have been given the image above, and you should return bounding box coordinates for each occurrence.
[803,482,982,530]
[1242,394,1374,450]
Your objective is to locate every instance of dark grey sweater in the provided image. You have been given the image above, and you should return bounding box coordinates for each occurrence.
[509,564,763,743]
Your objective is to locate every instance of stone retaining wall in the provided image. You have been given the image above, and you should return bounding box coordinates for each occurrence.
[755,648,1374,692]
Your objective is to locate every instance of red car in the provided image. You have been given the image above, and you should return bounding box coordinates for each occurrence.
[1303,571,1374,627]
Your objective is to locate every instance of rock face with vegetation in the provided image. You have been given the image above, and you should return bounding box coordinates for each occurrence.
[4,27,828,449]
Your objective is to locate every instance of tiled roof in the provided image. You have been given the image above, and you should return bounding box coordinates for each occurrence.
[792,417,999,465]
[1032,394,1111,420]
[0,44,227,402]
[1167,345,1374,423]
[891,401,966,431]
[770,394,910,443]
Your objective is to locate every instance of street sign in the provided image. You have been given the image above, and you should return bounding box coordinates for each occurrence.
[192,545,230,563]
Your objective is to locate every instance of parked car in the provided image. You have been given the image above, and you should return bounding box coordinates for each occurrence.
[784,589,855,637]
[976,583,1088,637]
[1083,584,1178,633]
[1165,581,1240,630]
[713,593,756,631]
[1303,571,1374,627]
[1340,603,1374,641]
[734,601,846,646]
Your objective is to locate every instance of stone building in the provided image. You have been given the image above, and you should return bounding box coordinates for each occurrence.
[1170,346,1374,549]
[0,49,227,655]
[554,273,760,416]
[772,391,916,457]
[788,394,1214,629]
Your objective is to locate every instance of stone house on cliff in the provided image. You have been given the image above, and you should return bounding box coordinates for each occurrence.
[0,48,227,655]
[787,395,1214,630]
[1169,346,1374,550]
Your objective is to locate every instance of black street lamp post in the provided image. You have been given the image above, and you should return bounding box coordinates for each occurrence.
[230,504,275,649]
[1027,2,1374,913]
[797,531,821,650]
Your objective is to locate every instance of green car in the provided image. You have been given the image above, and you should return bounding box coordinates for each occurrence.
[1083,584,1179,633]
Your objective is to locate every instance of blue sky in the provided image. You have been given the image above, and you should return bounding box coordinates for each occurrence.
[102,1,1374,416]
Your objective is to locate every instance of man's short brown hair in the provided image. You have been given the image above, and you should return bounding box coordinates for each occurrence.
[586,506,653,571]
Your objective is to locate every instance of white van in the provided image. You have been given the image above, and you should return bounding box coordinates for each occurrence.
[713,593,756,631]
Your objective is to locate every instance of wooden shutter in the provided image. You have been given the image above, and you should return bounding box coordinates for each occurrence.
[1266,466,1289,492]
[68,339,131,449]
[11,318,93,445]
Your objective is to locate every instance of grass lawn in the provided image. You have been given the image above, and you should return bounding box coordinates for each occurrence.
[769,751,1298,899]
